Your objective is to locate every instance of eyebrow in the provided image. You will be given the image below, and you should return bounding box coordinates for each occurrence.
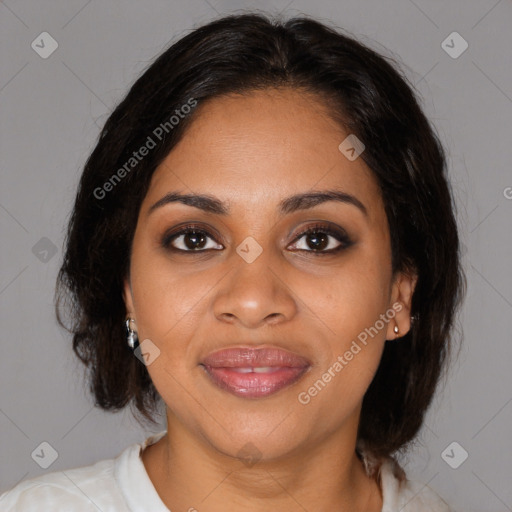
[147,189,368,217]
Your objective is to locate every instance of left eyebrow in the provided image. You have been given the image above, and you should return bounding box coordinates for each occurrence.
[279,190,368,217]
[147,189,368,217]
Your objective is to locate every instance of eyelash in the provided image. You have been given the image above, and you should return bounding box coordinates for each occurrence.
[161,223,353,256]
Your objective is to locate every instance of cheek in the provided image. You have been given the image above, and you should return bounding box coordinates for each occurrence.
[296,263,390,423]
[313,250,391,337]
[304,248,391,386]
[128,259,209,409]
[128,246,219,364]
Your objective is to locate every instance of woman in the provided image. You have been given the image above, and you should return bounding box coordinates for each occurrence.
[1,12,465,511]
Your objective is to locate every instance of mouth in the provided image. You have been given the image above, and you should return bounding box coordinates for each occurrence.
[200,347,311,399]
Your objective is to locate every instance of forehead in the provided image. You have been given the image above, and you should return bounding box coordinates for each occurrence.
[143,88,383,219]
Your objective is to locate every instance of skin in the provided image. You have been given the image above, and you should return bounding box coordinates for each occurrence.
[123,87,416,512]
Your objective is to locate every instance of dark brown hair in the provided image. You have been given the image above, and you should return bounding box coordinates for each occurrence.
[55,12,465,460]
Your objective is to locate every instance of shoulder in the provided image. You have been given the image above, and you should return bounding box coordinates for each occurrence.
[379,458,452,512]
[0,457,127,512]
[0,432,167,512]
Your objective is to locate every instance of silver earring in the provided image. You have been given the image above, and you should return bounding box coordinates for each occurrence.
[393,324,399,336]
[125,318,138,349]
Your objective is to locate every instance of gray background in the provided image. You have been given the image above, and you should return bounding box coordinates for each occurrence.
[1,1,511,510]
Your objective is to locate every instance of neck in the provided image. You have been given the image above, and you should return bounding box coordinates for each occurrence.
[142,411,383,511]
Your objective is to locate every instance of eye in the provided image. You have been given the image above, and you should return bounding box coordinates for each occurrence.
[162,224,223,252]
[288,223,353,255]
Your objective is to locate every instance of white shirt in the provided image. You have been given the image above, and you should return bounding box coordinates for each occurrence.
[0,431,451,511]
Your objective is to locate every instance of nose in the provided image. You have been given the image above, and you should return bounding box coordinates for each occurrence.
[212,248,298,329]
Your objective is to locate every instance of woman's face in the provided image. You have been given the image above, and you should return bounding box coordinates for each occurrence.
[124,87,414,460]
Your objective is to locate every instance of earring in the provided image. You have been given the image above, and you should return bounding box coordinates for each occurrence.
[125,318,138,349]
[393,324,399,337]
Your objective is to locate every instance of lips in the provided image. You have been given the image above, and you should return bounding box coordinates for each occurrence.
[201,347,311,399]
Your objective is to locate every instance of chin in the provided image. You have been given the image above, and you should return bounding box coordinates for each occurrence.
[191,408,313,465]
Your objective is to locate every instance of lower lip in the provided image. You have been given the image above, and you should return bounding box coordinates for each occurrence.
[202,366,309,398]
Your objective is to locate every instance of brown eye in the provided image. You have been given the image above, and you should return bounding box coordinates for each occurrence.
[289,223,353,255]
[162,225,223,252]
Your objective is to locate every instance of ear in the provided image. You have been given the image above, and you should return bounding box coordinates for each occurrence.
[123,277,136,322]
[386,269,417,340]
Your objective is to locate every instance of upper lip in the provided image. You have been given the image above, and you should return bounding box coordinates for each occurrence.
[201,347,311,368]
